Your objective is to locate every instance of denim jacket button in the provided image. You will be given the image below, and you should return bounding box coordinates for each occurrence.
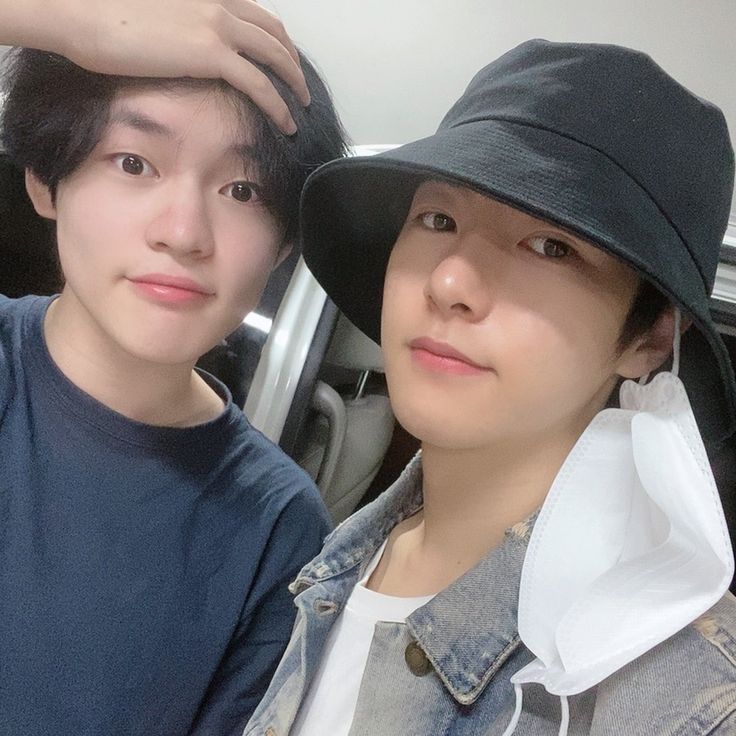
[405,641,433,676]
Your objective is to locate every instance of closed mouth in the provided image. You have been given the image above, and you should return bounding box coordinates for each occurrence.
[128,274,213,296]
[409,337,491,372]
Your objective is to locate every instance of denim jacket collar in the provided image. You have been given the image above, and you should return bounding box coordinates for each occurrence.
[290,455,426,592]
[290,453,534,706]
[408,524,530,705]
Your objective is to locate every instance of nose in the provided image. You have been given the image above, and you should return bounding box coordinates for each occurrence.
[424,239,495,322]
[145,180,215,258]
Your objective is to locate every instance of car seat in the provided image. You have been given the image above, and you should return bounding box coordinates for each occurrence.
[295,313,395,524]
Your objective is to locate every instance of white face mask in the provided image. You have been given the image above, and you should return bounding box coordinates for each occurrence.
[502,312,734,736]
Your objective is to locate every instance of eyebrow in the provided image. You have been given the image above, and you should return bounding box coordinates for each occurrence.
[107,106,258,171]
[108,108,175,138]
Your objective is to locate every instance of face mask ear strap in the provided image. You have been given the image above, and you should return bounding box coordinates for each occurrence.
[671,308,682,378]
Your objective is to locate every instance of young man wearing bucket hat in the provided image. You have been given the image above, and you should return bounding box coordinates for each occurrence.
[244,40,736,736]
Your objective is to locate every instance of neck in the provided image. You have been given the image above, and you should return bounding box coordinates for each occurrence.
[43,296,223,427]
[419,428,582,564]
[368,416,598,597]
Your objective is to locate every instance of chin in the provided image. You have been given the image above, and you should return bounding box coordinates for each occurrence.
[392,402,480,450]
[117,334,209,368]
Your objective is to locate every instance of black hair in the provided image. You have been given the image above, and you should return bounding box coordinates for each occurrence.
[604,278,672,408]
[618,278,671,350]
[1,47,348,245]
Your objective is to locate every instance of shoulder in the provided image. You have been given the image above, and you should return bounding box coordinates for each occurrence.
[0,295,47,403]
[228,416,323,502]
[595,593,736,735]
[0,294,49,353]
[0,293,44,329]
[219,414,330,531]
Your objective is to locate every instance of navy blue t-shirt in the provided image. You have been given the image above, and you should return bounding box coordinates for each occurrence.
[0,295,331,735]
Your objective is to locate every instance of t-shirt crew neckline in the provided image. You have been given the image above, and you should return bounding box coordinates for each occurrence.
[350,539,435,621]
[22,295,242,453]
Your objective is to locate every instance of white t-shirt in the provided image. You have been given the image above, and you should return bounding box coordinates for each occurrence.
[291,542,435,736]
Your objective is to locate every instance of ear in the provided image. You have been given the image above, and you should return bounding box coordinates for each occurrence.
[273,242,293,270]
[25,169,57,220]
[615,305,691,380]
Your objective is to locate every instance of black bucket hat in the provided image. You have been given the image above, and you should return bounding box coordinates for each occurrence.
[301,39,736,446]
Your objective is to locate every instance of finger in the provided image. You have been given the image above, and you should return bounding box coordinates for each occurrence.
[225,18,310,106]
[219,53,297,134]
[225,0,301,67]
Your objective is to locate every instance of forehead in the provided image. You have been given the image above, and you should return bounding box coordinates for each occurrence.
[105,85,255,152]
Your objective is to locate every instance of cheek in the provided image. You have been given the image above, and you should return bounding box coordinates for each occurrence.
[379,281,403,346]
[506,304,618,394]
[54,180,143,258]
[492,306,624,436]
[218,218,281,302]
[54,211,111,282]
[380,246,426,337]
[513,266,631,364]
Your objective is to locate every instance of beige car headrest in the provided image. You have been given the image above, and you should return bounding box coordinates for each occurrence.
[324,313,384,373]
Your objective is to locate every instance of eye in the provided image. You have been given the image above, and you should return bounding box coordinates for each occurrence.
[114,154,155,177]
[420,212,456,232]
[525,235,575,259]
[222,181,261,203]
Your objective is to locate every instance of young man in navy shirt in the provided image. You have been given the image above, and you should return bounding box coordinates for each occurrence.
[0,32,344,736]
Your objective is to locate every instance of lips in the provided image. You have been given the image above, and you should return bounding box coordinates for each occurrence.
[409,337,492,375]
[127,273,214,305]
[129,274,212,294]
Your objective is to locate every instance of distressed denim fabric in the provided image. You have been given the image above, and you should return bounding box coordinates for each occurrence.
[244,455,736,736]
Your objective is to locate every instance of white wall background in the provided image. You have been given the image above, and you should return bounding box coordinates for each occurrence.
[2,1,735,210]
[266,0,736,212]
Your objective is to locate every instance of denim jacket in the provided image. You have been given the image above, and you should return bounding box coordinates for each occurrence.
[245,456,736,736]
